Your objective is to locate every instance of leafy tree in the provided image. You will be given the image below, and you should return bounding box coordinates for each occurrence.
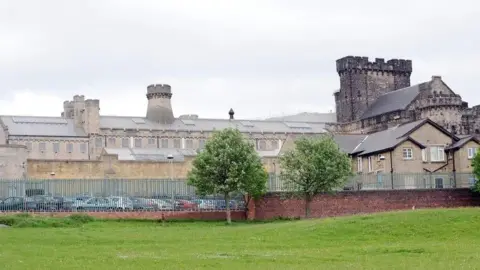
[188,128,268,224]
[472,152,480,192]
[279,135,352,218]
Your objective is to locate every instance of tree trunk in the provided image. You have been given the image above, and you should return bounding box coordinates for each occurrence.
[225,193,231,224]
[305,193,312,218]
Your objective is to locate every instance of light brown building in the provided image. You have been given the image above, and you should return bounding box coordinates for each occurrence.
[333,119,479,190]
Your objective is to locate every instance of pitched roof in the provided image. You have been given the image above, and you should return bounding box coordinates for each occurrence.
[99,116,327,134]
[0,116,87,137]
[266,112,336,123]
[445,135,480,150]
[352,120,428,156]
[0,114,328,137]
[360,83,427,119]
[333,134,367,153]
[333,119,445,156]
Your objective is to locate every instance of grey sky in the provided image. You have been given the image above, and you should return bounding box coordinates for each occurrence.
[0,0,479,120]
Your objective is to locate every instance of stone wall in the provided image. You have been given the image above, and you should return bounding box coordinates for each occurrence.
[26,155,279,179]
[253,189,480,220]
[0,144,28,179]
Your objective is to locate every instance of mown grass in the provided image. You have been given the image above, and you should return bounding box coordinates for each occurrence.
[1,209,480,269]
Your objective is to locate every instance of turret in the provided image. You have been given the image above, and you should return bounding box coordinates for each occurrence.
[146,84,174,124]
[335,56,413,123]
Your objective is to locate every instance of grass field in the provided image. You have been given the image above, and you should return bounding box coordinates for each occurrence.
[1,209,480,269]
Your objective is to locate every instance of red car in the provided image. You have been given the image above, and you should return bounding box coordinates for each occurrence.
[176,200,198,210]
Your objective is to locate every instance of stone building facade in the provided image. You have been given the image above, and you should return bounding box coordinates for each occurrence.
[330,56,480,136]
[0,83,333,178]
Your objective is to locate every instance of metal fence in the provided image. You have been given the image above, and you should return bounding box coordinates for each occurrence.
[267,172,478,192]
[0,173,476,212]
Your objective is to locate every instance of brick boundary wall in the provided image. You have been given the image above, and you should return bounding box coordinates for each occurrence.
[252,189,480,220]
[0,211,246,221]
[2,189,478,221]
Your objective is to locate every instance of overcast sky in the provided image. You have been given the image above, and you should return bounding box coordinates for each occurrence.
[0,0,479,120]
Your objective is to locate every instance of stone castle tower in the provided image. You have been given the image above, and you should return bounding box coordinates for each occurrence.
[146,84,175,124]
[334,56,412,123]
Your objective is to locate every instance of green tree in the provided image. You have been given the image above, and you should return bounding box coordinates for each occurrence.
[279,135,352,218]
[472,152,480,192]
[188,128,268,224]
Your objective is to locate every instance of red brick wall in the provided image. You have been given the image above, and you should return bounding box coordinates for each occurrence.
[253,189,480,220]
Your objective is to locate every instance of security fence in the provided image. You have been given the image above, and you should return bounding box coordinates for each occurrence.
[0,173,476,212]
[267,172,477,192]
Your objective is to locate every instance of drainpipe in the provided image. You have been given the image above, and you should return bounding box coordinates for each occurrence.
[451,126,457,187]
[390,150,394,189]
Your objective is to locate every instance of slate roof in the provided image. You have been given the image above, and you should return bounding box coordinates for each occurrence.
[333,134,367,153]
[266,112,336,123]
[99,115,327,134]
[360,83,426,120]
[333,119,436,156]
[104,147,281,161]
[0,114,327,137]
[0,116,87,137]
[103,148,196,162]
[445,135,480,150]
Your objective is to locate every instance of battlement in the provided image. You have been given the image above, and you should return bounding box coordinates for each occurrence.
[414,95,463,109]
[63,101,74,108]
[85,99,100,107]
[73,95,85,102]
[147,84,171,94]
[336,56,412,74]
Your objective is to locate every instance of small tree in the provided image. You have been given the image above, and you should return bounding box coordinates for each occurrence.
[279,135,352,218]
[472,152,480,192]
[188,128,268,224]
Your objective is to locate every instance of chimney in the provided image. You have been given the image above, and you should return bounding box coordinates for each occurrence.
[229,108,234,120]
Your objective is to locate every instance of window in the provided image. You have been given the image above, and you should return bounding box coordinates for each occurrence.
[173,139,181,148]
[402,148,413,160]
[25,142,32,151]
[53,143,60,153]
[148,138,156,145]
[468,148,478,159]
[39,142,46,152]
[271,140,278,150]
[108,137,116,146]
[199,139,206,149]
[368,156,373,172]
[258,140,266,150]
[134,138,142,148]
[161,139,169,148]
[66,143,73,153]
[95,138,103,148]
[80,143,87,153]
[430,146,445,162]
[122,138,129,148]
[422,149,427,162]
[435,177,444,189]
[186,139,193,149]
[357,157,362,172]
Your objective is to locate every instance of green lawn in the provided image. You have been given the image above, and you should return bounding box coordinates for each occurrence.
[1,209,480,269]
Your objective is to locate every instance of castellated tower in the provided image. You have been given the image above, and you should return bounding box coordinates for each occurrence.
[146,84,175,124]
[334,56,412,123]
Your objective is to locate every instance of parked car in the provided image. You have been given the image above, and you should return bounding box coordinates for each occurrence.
[176,199,198,210]
[194,199,216,210]
[130,197,157,211]
[73,197,133,211]
[27,195,60,211]
[0,197,33,211]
